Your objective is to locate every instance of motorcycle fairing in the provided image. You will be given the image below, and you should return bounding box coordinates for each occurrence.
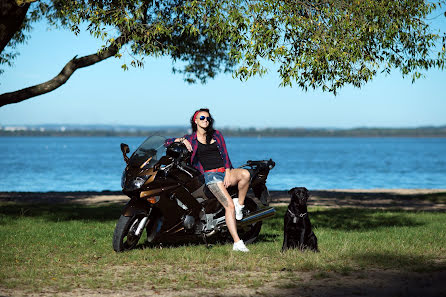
[115,136,276,248]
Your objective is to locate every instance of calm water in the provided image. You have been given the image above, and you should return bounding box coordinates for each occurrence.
[0,136,445,192]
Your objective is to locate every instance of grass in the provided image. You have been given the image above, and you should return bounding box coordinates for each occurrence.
[0,202,445,294]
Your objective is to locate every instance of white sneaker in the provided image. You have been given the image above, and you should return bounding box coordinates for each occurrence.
[233,198,245,220]
[233,240,249,252]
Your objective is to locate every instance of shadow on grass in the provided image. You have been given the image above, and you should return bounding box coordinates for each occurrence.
[0,203,279,247]
[0,191,125,204]
[309,190,446,204]
[130,223,281,250]
[273,261,446,297]
[256,232,280,242]
[272,249,446,297]
[351,252,446,271]
[311,208,424,230]
[0,204,425,246]
[0,203,124,222]
[0,204,424,232]
[271,206,424,231]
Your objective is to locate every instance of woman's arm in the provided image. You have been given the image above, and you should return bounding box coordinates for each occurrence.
[178,137,192,152]
[164,135,192,152]
[164,137,177,147]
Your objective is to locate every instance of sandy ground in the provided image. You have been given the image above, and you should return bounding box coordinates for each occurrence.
[2,269,445,297]
[1,189,445,297]
[1,188,445,210]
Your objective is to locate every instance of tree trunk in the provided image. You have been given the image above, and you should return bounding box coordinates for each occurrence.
[0,0,30,54]
[0,37,125,107]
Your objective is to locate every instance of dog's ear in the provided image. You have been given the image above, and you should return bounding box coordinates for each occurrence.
[288,187,296,196]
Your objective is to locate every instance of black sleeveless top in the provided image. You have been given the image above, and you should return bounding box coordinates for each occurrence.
[197,141,224,171]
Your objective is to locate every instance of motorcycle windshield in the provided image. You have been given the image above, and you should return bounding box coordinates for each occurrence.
[128,135,167,168]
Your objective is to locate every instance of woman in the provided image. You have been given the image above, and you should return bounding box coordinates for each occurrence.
[164,108,251,252]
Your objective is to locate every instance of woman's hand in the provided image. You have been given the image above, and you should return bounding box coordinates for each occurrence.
[224,169,231,188]
[175,138,192,152]
[183,139,192,152]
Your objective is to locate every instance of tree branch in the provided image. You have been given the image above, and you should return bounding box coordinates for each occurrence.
[0,0,30,53]
[0,36,126,107]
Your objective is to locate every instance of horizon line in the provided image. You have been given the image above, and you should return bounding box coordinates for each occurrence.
[1,123,446,130]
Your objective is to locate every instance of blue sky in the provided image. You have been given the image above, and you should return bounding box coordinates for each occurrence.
[0,18,445,129]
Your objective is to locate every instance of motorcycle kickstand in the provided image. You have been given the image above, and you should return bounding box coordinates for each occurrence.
[201,233,213,249]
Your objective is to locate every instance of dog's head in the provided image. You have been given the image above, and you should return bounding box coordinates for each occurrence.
[288,187,309,206]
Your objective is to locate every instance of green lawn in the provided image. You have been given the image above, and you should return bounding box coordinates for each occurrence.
[0,203,445,294]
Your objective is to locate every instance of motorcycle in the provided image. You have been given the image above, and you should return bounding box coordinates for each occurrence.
[113,135,276,252]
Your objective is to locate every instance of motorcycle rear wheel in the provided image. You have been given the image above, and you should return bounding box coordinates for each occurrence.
[238,197,263,244]
[113,215,145,252]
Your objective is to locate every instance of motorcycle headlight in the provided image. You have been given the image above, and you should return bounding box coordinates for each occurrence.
[132,176,146,189]
[124,175,151,191]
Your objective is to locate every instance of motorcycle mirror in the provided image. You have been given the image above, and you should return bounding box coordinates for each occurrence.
[268,159,275,169]
[121,143,130,154]
[120,143,130,164]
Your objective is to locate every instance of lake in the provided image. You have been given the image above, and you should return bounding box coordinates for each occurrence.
[0,136,445,192]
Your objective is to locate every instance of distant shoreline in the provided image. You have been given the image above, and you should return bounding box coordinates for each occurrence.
[1,125,446,137]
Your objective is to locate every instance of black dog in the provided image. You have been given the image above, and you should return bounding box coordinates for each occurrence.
[282,187,318,252]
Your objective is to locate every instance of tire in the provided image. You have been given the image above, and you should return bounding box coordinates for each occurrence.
[238,197,263,244]
[113,215,145,252]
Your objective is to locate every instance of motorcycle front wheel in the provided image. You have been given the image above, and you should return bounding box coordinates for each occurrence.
[113,215,146,252]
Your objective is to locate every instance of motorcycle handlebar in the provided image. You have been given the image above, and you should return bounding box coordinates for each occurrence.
[244,159,275,170]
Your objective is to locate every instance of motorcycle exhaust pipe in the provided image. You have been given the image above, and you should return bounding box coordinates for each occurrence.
[216,207,276,229]
[237,207,276,226]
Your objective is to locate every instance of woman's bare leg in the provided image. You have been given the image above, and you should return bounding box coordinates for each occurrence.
[207,182,240,242]
[228,168,251,205]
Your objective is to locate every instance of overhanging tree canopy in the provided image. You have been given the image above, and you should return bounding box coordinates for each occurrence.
[1,0,445,107]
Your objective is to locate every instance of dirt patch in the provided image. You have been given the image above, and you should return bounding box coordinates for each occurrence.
[1,269,445,297]
[260,269,446,297]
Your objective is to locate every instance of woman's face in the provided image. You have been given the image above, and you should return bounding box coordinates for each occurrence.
[195,111,211,129]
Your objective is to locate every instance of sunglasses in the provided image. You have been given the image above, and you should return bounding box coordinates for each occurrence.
[199,116,211,121]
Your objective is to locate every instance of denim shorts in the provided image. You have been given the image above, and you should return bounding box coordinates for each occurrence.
[204,171,225,185]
